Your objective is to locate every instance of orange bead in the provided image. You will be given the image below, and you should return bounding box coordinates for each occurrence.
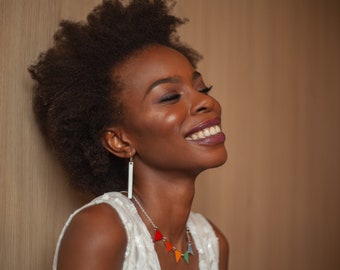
[165,240,173,252]
[175,250,182,263]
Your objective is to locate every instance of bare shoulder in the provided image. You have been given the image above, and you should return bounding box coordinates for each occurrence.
[208,219,229,270]
[57,203,127,270]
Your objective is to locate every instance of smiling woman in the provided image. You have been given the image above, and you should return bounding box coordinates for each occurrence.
[28,0,228,269]
[106,45,227,174]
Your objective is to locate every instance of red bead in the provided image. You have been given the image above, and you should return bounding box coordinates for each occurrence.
[154,229,163,241]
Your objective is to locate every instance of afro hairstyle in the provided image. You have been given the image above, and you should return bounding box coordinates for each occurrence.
[28,0,202,196]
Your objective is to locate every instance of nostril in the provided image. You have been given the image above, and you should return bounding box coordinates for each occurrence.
[196,106,208,113]
[195,95,214,114]
[189,91,214,115]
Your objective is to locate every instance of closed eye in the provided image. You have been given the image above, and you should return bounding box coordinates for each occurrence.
[159,93,181,103]
[199,85,213,94]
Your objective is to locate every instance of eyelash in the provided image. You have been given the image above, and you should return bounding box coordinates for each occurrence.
[199,85,213,94]
[159,93,181,103]
[159,85,213,103]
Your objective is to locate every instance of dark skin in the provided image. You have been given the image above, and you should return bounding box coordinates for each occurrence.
[57,44,229,269]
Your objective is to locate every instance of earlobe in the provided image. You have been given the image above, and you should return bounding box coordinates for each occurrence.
[101,128,134,159]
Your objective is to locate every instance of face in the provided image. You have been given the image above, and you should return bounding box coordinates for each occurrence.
[113,44,227,177]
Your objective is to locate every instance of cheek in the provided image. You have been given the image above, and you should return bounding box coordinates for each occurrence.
[126,104,186,146]
[142,109,183,137]
[159,113,178,126]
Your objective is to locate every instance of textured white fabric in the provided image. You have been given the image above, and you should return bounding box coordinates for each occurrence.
[52,192,219,269]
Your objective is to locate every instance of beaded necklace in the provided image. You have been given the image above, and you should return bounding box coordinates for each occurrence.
[132,195,194,264]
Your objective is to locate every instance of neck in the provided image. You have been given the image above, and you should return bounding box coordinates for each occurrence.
[132,170,196,242]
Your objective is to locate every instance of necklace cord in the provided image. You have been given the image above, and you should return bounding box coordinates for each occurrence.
[131,195,194,264]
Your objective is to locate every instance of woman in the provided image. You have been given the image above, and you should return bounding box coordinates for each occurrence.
[29,0,229,269]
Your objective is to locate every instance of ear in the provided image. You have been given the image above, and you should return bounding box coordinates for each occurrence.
[101,127,135,159]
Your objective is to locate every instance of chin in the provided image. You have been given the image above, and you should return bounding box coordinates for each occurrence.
[214,147,228,166]
[213,153,228,168]
[200,148,228,171]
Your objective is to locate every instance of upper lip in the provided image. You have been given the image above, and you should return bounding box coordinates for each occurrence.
[185,117,221,137]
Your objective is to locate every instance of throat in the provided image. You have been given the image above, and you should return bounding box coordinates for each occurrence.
[132,195,195,264]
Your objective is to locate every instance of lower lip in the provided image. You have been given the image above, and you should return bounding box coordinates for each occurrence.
[189,132,226,145]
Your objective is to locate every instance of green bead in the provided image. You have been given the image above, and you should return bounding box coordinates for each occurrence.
[183,252,189,264]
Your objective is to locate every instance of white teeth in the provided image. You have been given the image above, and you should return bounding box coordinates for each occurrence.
[185,125,222,141]
[210,126,217,135]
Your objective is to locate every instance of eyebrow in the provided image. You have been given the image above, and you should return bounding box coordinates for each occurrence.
[145,71,202,96]
[192,70,202,80]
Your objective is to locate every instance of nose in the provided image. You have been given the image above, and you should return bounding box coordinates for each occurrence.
[189,91,214,115]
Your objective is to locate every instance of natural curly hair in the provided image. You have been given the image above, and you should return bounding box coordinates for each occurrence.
[28,0,201,196]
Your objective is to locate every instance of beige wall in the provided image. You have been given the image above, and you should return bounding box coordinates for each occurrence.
[1,0,339,269]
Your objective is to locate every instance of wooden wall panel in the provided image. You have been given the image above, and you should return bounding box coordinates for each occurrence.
[0,1,102,269]
[176,1,340,270]
[1,0,339,269]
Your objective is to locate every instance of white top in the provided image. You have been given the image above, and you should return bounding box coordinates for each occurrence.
[53,192,219,269]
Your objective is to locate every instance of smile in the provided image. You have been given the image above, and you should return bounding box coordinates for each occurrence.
[185,125,222,141]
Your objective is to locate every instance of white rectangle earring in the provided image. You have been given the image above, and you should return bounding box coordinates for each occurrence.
[128,156,134,199]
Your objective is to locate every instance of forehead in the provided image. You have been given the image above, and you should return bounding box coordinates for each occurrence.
[112,44,195,91]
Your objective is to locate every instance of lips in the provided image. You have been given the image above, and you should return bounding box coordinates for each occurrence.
[185,117,225,143]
